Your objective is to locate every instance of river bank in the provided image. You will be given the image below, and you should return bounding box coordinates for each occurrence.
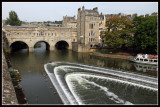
[90,51,135,59]
[2,51,28,104]
[2,51,18,104]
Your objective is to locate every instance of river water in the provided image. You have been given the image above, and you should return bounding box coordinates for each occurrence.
[9,43,158,105]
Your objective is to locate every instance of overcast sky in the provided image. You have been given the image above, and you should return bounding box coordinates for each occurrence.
[2,2,158,22]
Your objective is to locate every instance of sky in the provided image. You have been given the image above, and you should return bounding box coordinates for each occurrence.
[2,2,158,22]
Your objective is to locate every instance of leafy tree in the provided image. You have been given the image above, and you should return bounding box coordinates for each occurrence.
[6,11,22,26]
[133,16,157,54]
[102,15,134,49]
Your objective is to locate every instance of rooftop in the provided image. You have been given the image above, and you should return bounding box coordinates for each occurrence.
[85,9,99,15]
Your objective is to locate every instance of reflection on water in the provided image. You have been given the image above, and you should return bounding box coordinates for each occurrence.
[134,63,158,72]
[9,42,158,104]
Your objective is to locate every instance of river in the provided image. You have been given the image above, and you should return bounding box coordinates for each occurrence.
[9,42,158,105]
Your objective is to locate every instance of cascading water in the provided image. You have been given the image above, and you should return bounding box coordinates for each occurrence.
[44,61,158,105]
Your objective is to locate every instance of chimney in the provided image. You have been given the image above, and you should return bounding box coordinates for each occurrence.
[74,15,76,20]
[93,7,98,11]
[82,6,85,10]
[78,8,81,11]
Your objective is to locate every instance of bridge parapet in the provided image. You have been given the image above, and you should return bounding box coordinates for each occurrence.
[3,25,77,52]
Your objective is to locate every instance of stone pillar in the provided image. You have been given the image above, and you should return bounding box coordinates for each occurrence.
[50,46,55,51]
[29,47,34,52]
[68,45,72,50]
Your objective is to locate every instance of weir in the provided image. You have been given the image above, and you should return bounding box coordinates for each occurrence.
[44,61,158,105]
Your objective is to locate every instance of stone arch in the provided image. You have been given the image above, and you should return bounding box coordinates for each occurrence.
[33,40,50,51]
[9,40,29,47]
[10,41,29,52]
[55,40,69,50]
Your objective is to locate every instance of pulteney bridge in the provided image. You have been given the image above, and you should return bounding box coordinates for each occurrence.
[3,25,77,52]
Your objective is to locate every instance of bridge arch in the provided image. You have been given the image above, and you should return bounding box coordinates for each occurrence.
[33,41,50,51]
[10,41,29,52]
[55,40,69,50]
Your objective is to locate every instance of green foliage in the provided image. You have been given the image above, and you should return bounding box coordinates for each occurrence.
[101,15,157,54]
[133,16,157,54]
[102,16,134,49]
[6,11,22,26]
[10,71,18,78]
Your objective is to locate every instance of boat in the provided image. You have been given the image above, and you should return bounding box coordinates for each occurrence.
[129,54,158,65]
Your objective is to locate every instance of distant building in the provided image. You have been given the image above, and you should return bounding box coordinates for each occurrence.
[145,14,149,17]
[151,12,158,16]
[62,15,77,28]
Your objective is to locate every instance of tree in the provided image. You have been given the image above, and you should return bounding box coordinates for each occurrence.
[6,11,22,26]
[133,16,157,54]
[102,15,134,49]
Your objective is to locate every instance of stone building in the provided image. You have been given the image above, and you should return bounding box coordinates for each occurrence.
[62,15,77,28]
[3,6,106,52]
[73,6,101,52]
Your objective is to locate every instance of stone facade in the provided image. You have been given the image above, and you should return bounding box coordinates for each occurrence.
[3,25,77,52]
[77,6,100,47]
[3,6,106,52]
[73,6,103,52]
[62,16,77,28]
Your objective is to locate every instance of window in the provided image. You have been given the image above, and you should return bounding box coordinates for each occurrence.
[136,58,139,61]
[52,33,53,36]
[144,59,148,61]
[37,33,38,36]
[140,59,143,61]
[34,33,35,35]
[55,33,56,36]
[149,60,153,62]
[89,24,94,29]
[154,60,157,62]
[39,30,44,36]
[48,33,50,36]
[90,31,95,36]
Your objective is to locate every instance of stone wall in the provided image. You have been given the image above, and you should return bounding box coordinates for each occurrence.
[72,43,90,52]
[2,51,18,105]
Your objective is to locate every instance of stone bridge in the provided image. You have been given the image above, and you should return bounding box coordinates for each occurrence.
[3,25,77,52]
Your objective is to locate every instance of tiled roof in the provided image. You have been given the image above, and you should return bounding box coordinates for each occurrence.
[85,9,98,15]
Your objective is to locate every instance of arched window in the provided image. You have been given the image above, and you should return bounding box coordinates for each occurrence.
[39,30,44,36]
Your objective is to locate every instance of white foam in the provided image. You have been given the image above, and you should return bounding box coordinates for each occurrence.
[44,64,71,104]
[65,73,134,105]
[44,62,158,105]
[54,67,78,105]
[57,65,157,87]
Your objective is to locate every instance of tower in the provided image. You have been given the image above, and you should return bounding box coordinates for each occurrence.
[77,6,100,48]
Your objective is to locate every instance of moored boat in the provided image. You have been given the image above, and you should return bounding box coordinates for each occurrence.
[129,54,158,65]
